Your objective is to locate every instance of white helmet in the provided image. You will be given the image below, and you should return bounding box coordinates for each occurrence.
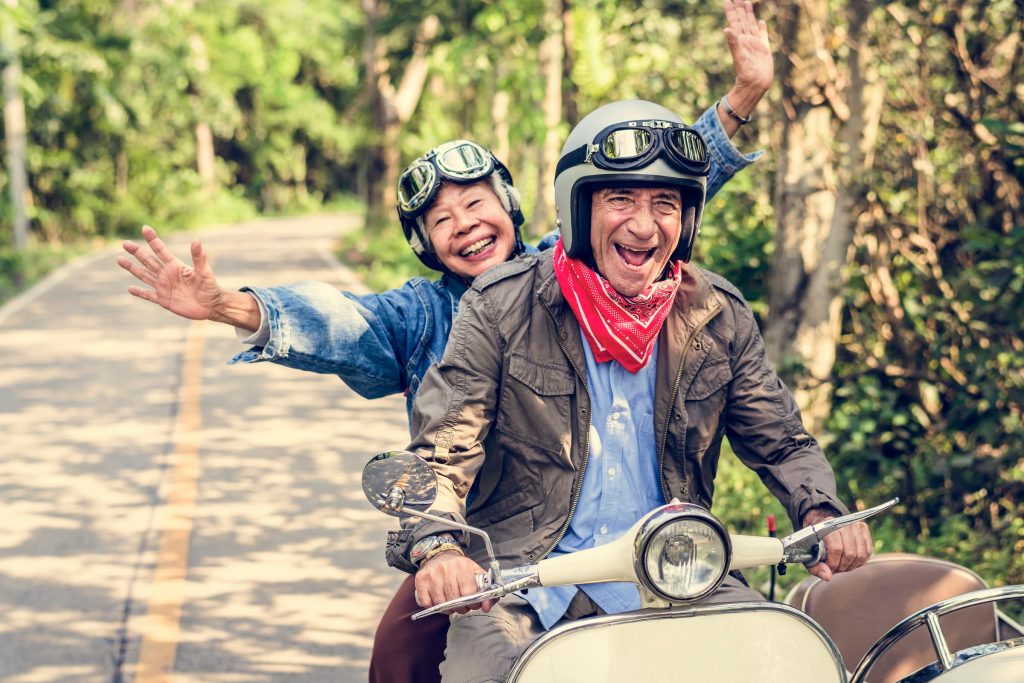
[554,100,710,263]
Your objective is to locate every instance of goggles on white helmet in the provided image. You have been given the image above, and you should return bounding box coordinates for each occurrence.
[396,139,525,274]
[555,120,710,179]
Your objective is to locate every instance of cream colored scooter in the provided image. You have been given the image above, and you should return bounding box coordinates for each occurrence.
[362,451,1022,682]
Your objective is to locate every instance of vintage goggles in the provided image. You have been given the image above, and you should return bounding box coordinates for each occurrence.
[397,140,496,217]
[555,120,711,178]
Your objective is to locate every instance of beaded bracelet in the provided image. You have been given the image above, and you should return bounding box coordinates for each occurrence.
[421,542,465,564]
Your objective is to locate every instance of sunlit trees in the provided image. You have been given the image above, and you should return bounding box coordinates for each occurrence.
[1,0,1020,584]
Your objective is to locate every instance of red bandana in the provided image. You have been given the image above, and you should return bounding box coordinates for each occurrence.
[552,239,681,373]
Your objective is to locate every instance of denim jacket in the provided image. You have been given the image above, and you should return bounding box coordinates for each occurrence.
[230,104,760,425]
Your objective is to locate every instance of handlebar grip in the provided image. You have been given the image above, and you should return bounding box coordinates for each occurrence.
[803,540,825,568]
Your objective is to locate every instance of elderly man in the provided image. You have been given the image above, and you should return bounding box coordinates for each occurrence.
[387,99,874,681]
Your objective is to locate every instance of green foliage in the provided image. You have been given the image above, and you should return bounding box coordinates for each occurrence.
[822,0,1024,587]
[0,242,90,303]
[0,0,366,246]
[698,167,774,316]
[338,220,434,292]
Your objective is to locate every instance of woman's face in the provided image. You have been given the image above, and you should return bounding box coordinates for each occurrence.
[425,181,516,280]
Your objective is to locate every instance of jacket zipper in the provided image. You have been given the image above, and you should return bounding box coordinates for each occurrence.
[657,302,723,504]
[537,301,592,561]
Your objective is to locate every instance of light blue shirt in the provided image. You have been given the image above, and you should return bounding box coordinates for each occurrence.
[521,333,665,630]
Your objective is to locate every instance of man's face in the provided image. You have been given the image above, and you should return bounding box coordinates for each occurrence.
[426,181,516,280]
[589,186,683,297]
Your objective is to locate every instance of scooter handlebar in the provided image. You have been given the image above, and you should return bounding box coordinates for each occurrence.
[411,572,540,620]
[780,498,898,565]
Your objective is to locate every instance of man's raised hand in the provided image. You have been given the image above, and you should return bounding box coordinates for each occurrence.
[724,0,773,98]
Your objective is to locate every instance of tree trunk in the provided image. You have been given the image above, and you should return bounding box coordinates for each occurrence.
[362,2,438,232]
[561,0,577,125]
[492,87,511,166]
[116,150,128,195]
[531,0,564,236]
[765,0,882,432]
[2,0,30,253]
[195,122,216,194]
[189,33,216,195]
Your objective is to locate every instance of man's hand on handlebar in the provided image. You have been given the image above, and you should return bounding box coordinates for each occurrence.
[415,551,497,614]
[802,507,874,582]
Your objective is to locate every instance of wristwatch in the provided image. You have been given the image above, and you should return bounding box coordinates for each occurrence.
[410,533,464,567]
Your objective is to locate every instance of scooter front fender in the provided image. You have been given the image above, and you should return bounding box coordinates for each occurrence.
[507,601,846,683]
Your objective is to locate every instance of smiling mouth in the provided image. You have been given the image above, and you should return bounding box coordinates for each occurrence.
[615,244,656,267]
[460,237,496,257]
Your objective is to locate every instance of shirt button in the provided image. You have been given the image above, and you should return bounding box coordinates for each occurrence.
[600,525,608,535]
[608,467,616,477]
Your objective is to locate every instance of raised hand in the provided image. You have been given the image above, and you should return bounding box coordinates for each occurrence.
[118,225,224,321]
[723,0,773,97]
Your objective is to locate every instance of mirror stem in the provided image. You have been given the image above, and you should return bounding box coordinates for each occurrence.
[400,508,502,583]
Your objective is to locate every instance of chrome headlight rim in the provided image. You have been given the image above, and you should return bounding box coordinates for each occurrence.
[633,503,731,603]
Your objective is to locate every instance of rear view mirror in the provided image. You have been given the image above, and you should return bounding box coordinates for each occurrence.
[361,450,438,518]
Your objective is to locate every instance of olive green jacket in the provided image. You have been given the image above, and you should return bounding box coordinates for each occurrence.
[386,251,847,572]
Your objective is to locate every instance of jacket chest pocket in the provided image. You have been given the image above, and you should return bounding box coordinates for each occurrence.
[683,355,733,455]
[686,355,732,401]
[496,352,576,453]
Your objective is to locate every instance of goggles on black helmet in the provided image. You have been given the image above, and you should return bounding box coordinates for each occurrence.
[397,140,497,217]
[555,120,711,179]
[396,139,525,276]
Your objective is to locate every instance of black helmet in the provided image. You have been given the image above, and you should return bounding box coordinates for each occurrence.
[396,140,525,274]
[554,100,710,263]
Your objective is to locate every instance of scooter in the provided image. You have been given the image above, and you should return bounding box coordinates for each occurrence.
[362,450,1024,682]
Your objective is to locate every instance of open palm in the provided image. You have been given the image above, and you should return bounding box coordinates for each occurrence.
[118,225,222,321]
[724,0,773,94]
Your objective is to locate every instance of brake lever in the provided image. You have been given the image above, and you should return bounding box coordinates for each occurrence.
[411,585,509,620]
[780,498,899,566]
[411,573,540,621]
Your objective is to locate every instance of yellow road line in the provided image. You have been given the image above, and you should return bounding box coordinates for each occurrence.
[135,319,206,683]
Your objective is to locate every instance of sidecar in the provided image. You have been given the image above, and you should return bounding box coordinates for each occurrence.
[787,553,1024,683]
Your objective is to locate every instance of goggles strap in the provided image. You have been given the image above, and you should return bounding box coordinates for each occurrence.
[555,144,592,178]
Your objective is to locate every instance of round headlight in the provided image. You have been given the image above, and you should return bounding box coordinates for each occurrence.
[635,505,730,603]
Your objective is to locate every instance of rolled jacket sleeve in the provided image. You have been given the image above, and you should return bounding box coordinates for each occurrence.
[387,287,504,570]
[227,281,409,399]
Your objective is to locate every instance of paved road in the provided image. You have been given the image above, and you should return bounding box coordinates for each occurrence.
[0,215,409,682]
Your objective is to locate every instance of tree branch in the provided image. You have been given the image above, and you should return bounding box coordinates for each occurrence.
[393,15,439,123]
